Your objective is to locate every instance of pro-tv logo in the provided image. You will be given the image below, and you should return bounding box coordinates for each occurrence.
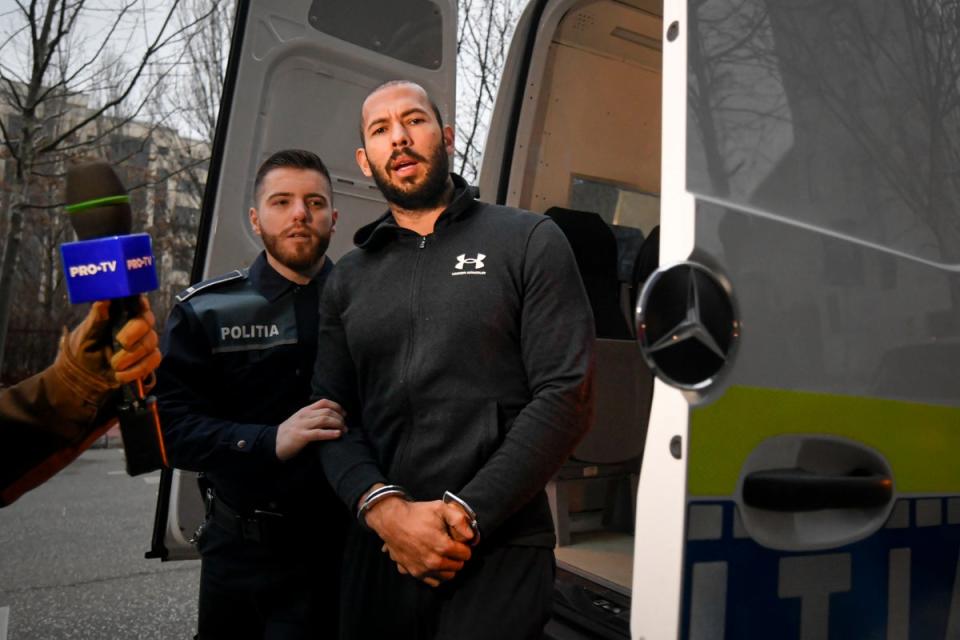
[452,253,486,276]
[69,255,154,277]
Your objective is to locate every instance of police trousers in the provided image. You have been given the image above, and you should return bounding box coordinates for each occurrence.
[339,523,555,640]
[195,517,341,640]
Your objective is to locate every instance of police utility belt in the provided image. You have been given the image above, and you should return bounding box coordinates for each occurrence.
[203,489,298,544]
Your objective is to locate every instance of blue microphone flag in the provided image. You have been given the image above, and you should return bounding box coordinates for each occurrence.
[60,233,158,303]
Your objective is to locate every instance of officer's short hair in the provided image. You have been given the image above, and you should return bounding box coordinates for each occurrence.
[358,80,444,145]
[253,149,332,204]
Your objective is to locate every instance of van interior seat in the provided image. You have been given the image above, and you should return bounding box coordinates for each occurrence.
[544,207,633,340]
[630,225,660,313]
[544,207,655,545]
[611,224,647,326]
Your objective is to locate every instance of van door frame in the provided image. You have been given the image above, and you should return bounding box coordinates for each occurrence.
[147,0,251,561]
[628,0,698,637]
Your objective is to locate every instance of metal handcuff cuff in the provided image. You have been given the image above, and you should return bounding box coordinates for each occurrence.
[356,485,481,546]
[442,490,481,546]
[356,484,411,529]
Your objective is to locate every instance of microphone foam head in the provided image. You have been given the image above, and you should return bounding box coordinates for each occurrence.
[65,161,132,240]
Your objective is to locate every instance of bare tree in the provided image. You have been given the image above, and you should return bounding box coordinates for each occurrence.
[455,0,525,183]
[165,0,232,202]
[0,0,214,377]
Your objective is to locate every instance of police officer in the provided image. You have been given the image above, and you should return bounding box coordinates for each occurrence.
[156,149,347,640]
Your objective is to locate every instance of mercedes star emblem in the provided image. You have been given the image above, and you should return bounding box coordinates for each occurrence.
[635,262,738,389]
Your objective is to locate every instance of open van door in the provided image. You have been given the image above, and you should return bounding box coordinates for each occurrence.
[634,0,960,638]
[484,0,960,639]
[148,0,457,561]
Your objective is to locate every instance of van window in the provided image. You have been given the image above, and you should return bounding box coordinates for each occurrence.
[686,0,960,265]
[307,0,444,70]
[570,175,659,234]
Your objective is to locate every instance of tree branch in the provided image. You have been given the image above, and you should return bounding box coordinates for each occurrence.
[35,0,204,154]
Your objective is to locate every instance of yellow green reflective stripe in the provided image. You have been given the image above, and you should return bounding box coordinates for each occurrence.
[688,386,960,496]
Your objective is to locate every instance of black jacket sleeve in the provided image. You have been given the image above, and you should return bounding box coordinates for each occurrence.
[459,219,595,536]
[156,303,279,472]
[312,269,386,512]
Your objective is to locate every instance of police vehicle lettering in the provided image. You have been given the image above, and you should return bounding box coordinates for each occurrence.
[681,386,960,638]
[683,497,960,639]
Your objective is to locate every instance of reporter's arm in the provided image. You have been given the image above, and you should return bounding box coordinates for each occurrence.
[0,363,113,507]
[0,297,162,506]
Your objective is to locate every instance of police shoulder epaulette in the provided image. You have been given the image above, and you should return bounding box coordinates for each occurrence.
[175,269,247,302]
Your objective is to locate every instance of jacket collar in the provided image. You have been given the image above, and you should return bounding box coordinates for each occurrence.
[249,251,333,302]
[353,173,479,250]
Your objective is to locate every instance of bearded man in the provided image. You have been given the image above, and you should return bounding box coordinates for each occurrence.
[156,149,348,640]
[312,81,595,639]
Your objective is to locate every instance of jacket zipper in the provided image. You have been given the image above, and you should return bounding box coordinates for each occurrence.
[391,234,428,479]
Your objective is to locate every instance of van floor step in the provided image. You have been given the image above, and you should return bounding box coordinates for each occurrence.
[546,568,631,639]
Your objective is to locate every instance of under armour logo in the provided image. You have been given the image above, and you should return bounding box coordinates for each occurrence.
[455,253,486,270]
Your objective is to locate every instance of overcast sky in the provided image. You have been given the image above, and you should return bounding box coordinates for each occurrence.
[0,0,183,92]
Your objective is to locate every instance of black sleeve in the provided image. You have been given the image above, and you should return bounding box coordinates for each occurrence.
[312,269,386,512]
[459,219,595,535]
[156,303,279,472]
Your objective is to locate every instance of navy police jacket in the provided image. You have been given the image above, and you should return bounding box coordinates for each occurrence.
[157,252,336,519]
[313,174,595,547]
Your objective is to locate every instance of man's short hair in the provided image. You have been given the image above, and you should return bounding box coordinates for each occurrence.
[253,149,332,203]
[358,80,444,144]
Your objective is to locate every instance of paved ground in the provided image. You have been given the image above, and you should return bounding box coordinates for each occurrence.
[0,449,200,639]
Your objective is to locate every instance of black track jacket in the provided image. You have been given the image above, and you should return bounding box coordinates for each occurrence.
[313,175,594,546]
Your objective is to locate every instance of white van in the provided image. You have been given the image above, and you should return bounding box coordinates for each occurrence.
[150,1,960,637]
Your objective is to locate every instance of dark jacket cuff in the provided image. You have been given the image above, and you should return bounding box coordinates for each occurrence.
[227,424,278,464]
[339,463,389,513]
[458,487,504,537]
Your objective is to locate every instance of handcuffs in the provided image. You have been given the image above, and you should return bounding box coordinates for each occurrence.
[356,484,481,546]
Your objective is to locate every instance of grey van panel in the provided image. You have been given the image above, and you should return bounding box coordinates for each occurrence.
[695,200,960,408]
[687,0,960,406]
[202,0,456,276]
[688,0,960,267]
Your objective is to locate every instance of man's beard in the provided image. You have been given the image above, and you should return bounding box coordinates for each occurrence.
[261,227,329,274]
[369,142,450,211]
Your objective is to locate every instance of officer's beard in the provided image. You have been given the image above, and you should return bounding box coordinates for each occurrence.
[261,226,329,275]
[369,141,451,211]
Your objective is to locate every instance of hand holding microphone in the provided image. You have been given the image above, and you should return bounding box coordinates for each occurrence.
[61,161,168,475]
[61,296,162,387]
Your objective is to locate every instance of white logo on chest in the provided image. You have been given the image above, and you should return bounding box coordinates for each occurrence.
[220,324,281,340]
[453,253,486,276]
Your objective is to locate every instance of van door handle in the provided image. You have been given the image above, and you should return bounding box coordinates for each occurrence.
[742,468,893,512]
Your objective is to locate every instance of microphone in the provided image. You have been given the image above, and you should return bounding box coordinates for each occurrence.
[61,161,168,476]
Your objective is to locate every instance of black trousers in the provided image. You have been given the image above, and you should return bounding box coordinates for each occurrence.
[339,524,555,640]
[195,518,341,640]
